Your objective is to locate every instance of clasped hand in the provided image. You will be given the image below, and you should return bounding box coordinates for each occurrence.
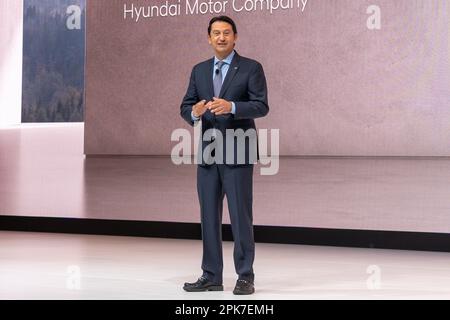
[192,98,232,117]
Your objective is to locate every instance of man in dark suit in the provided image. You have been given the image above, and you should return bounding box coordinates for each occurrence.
[180,16,269,295]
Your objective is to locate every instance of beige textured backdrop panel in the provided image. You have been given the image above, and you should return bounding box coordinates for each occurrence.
[84,0,450,156]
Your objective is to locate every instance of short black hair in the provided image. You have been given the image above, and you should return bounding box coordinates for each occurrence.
[208,16,237,35]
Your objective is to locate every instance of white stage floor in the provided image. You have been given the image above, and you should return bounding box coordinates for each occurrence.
[1,231,450,300]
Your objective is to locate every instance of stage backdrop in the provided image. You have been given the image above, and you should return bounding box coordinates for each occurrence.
[84,0,450,156]
[22,0,86,123]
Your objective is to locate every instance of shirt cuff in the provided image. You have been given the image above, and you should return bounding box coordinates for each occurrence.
[231,102,236,115]
[191,111,200,121]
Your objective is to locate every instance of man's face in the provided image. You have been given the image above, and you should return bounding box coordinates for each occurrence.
[208,21,237,59]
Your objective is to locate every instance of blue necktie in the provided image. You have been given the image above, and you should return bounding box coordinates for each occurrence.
[211,61,225,142]
[213,61,225,97]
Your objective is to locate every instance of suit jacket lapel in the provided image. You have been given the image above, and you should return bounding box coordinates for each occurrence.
[219,53,240,98]
[206,57,215,100]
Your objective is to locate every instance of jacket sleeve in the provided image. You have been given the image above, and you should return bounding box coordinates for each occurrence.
[180,66,199,127]
[234,62,269,120]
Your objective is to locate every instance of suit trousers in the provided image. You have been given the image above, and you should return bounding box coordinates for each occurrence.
[197,163,255,284]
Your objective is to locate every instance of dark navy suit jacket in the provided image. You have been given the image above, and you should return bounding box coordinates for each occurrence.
[180,52,269,166]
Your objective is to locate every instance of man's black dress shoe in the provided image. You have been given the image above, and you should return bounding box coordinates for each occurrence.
[233,279,255,295]
[183,276,224,292]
